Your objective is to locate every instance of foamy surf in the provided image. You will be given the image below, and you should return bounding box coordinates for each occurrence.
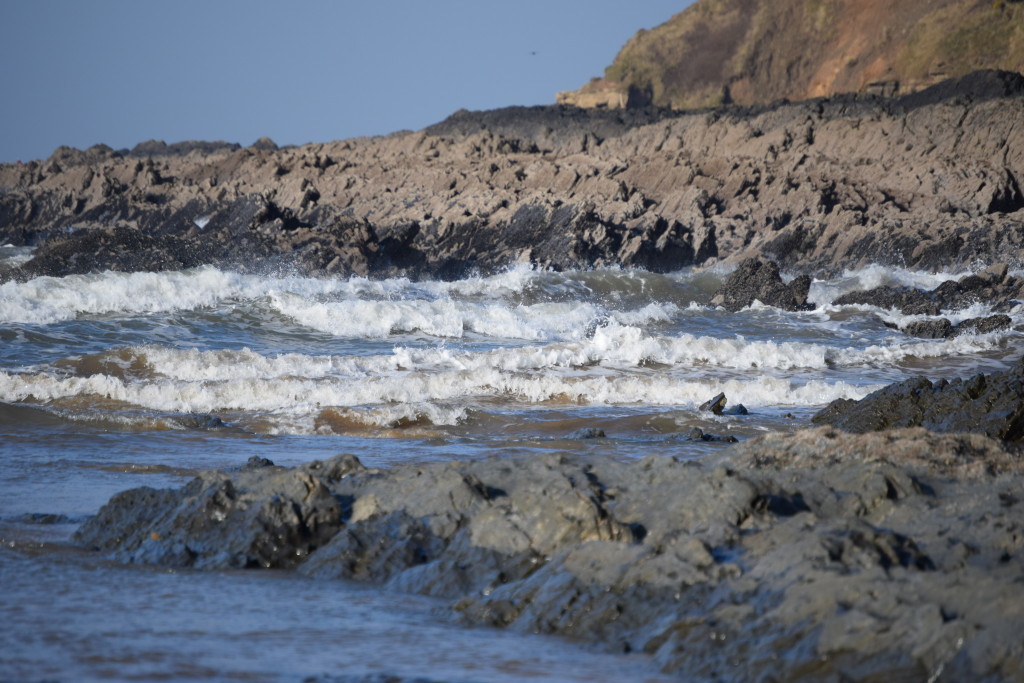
[2,262,1021,440]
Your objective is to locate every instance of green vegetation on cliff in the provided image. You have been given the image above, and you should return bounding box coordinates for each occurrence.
[561,0,1024,108]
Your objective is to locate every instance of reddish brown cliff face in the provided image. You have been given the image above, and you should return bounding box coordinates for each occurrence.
[559,0,1024,109]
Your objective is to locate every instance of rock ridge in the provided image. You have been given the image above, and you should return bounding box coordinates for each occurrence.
[74,427,1024,680]
[2,70,1023,280]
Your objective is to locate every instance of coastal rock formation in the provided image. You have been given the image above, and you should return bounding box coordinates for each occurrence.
[813,357,1024,443]
[559,0,1024,110]
[2,70,1023,279]
[74,463,346,569]
[710,257,812,311]
[835,262,1024,315]
[899,314,1012,339]
[74,427,1024,680]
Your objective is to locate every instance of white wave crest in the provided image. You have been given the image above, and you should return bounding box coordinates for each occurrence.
[0,365,876,414]
[808,264,977,307]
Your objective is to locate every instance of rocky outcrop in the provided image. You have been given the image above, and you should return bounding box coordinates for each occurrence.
[899,314,1012,339]
[710,257,812,311]
[74,461,349,569]
[74,427,1024,680]
[2,70,1023,279]
[813,357,1024,443]
[835,262,1024,315]
[562,0,1024,110]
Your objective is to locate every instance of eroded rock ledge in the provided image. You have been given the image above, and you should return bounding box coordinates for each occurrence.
[2,70,1023,281]
[75,426,1024,680]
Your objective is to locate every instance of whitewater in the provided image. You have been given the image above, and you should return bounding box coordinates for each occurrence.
[2,244,1022,681]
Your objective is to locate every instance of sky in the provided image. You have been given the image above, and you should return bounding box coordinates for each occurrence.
[0,1,694,163]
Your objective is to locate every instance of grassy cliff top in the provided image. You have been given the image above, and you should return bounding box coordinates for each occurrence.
[570,0,1024,108]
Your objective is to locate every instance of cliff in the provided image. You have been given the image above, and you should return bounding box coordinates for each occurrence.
[557,0,1024,109]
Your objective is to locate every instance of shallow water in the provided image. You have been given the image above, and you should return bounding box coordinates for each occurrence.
[2,248,1021,680]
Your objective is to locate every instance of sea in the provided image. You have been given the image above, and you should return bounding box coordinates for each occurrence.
[1,242,1020,681]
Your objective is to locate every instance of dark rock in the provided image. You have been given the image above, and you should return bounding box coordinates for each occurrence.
[723,403,749,416]
[565,427,606,439]
[174,413,228,430]
[957,314,1012,336]
[901,318,954,339]
[683,426,739,442]
[711,259,814,312]
[834,286,941,315]
[242,456,276,470]
[698,392,727,415]
[899,314,1012,339]
[128,139,241,157]
[836,270,1023,316]
[14,512,75,525]
[812,358,1024,443]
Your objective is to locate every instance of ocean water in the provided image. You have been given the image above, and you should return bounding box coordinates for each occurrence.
[1,244,1021,681]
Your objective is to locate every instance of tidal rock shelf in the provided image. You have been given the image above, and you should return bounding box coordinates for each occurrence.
[75,424,1024,681]
[3,70,1024,281]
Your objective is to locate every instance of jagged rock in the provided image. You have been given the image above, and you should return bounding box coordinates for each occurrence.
[834,286,941,315]
[900,313,1012,339]
[74,428,1024,680]
[901,318,954,339]
[711,259,813,312]
[74,467,342,569]
[812,357,1024,443]
[836,272,1023,315]
[698,392,727,414]
[3,71,1024,280]
[958,314,1013,336]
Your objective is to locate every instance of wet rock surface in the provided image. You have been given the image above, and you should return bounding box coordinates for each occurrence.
[710,258,812,311]
[3,70,1023,281]
[75,427,1024,680]
[899,314,1013,339]
[835,263,1024,315]
[813,357,1024,443]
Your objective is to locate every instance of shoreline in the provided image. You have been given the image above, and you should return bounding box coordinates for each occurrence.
[72,412,1024,680]
[3,68,1024,680]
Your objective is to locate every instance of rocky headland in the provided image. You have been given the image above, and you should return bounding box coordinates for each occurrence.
[2,69,1023,282]
[559,0,1024,110]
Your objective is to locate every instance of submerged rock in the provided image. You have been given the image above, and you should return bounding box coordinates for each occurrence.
[565,427,607,439]
[75,427,1024,680]
[682,426,738,442]
[812,357,1024,443]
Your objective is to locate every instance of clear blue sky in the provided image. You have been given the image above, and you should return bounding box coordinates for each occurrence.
[0,1,694,162]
